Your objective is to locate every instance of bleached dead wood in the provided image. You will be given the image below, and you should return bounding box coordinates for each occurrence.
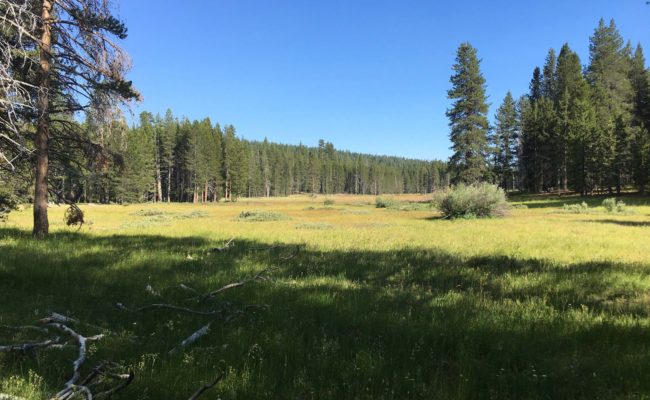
[211,238,234,252]
[40,311,78,325]
[93,369,134,399]
[178,284,198,294]
[190,267,276,302]
[0,324,50,334]
[169,323,211,355]
[0,338,62,352]
[0,394,27,400]
[187,374,223,400]
[47,323,104,399]
[116,302,223,317]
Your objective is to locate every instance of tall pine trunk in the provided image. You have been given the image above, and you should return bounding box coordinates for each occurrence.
[155,160,162,202]
[33,0,53,238]
[167,166,172,202]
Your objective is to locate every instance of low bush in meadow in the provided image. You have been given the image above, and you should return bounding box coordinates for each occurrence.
[562,202,590,214]
[375,197,396,208]
[433,183,509,219]
[602,197,627,214]
[238,210,287,221]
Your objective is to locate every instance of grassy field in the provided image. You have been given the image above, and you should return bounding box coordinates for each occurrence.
[1,194,650,399]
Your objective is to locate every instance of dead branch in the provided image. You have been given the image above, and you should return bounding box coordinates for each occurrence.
[187,374,223,400]
[0,324,50,334]
[0,338,62,352]
[93,370,134,399]
[168,323,211,355]
[40,311,78,325]
[211,238,234,252]
[145,284,163,298]
[67,362,134,400]
[116,301,223,317]
[46,323,104,399]
[0,394,27,400]
[190,267,276,302]
[134,303,222,317]
[177,284,198,294]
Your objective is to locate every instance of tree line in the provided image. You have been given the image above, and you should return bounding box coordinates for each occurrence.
[67,110,448,203]
[448,18,650,195]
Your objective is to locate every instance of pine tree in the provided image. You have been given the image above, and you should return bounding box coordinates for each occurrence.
[446,43,490,184]
[588,18,634,193]
[491,92,519,189]
[160,109,177,202]
[119,114,155,202]
[521,68,543,192]
[542,49,557,99]
[567,80,597,195]
[554,44,584,191]
[630,44,650,193]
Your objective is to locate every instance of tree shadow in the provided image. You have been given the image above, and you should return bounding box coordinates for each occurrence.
[585,219,650,227]
[1,227,649,399]
[509,193,650,210]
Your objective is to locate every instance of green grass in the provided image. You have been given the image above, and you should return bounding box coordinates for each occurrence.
[2,194,650,399]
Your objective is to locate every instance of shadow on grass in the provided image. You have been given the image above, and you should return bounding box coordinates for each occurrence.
[585,219,650,227]
[1,227,650,399]
[509,193,650,209]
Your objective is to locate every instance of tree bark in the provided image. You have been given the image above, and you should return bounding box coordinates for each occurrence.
[33,0,53,238]
[155,161,162,202]
[167,166,172,202]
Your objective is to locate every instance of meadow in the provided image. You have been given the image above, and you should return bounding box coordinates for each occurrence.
[1,194,650,399]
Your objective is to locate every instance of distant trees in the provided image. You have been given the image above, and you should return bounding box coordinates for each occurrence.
[37,109,447,203]
[446,43,490,184]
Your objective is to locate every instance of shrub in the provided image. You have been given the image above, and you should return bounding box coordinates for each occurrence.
[323,198,335,206]
[602,198,626,213]
[0,188,18,222]
[602,198,616,212]
[238,210,287,222]
[375,197,396,208]
[175,210,210,219]
[133,209,165,217]
[433,183,509,219]
[562,202,589,214]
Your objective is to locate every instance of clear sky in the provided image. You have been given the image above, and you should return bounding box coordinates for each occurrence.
[116,0,649,161]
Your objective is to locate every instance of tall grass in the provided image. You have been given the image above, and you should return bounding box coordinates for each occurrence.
[1,195,650,398]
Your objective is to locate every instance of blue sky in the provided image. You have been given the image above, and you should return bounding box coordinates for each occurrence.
[117,0,649,161]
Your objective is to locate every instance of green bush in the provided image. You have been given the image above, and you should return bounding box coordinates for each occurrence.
[602,198,626,213]
[238,210,287,222]
[133,209,165,217]
[375,197,396,208]
[0,188,18,222]
[175,210,210,219]
[562,202,589,214]
[323,198,335,206]
[433,183,509,219]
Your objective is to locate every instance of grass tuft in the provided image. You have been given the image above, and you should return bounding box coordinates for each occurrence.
[238,210,288,221]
